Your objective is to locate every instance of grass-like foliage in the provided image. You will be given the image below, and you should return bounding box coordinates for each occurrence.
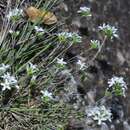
[0,0,83,129]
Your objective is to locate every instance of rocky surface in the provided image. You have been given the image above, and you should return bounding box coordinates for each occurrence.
[56,0,130,129]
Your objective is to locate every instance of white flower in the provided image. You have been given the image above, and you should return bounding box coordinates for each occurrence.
[9,30,14,34]
[58,32,82,43]
[1,79,11,91]
[78,7,90,12]
[86,105,112,125]
[57,32,73,43]
[15,85,19,89]
[31,75,37,81]
[77,7,92,17]
[58,32,72,38]
[2,73,18,85]
[57,58,67,66]
[34,26,45,32]
[108,76,127,88]
[61,69,72,76]
[30,75,37,84]
[41,90,53,99]
[7,8,23,20]
[9,30,20,36]
[98,23,118,39]
[107,76,127,97]
[26,62,39,75]
[77,60,86,70]
[0,64,10,75]
[1,73,19,91]
[71,32,82,43]
[90,40,101,49]
[28,62,37,70]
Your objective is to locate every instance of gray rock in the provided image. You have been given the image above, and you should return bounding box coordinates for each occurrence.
[123,121,130,130]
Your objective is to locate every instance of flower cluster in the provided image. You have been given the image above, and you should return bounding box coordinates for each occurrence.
[41,90,53,101]
[98,23,118,39]
[34,26,45,35]
[0,64,10,76]
[9,30,20,37]
[58,32,82,44]
[90,40,101,49]
[106,76,127,97]
[0,64,19,91]
[26,62,39,85]
[1,73,19,91]
[57,58,67,68]
[26,62,39,76]
[77,7,92,17]
[77,59,86,70]
[7,8,23,21]
[86,105,112,125]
